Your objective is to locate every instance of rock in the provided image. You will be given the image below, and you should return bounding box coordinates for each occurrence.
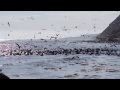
[97,15,120,42]
[0,73,10,79]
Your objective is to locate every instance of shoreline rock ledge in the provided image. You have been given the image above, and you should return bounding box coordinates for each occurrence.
[97,15,120,42]
[0,69,10,79]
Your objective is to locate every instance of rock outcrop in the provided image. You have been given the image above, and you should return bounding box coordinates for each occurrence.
[97,15,120,42]
[0,70,10,79]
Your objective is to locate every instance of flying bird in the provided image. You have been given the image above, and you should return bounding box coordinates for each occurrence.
[15,43,21,49]
[56,34,59,36]
[8,22,10,27]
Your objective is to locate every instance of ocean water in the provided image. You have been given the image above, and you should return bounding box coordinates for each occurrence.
[0,11,120,79]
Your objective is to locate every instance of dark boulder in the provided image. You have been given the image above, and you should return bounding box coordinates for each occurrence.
[0,72,10,79]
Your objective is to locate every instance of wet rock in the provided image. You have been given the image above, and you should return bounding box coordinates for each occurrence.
[64,73,78,78]
[0,73,10,79]
[12,74,20,77]
[44,68,57,70]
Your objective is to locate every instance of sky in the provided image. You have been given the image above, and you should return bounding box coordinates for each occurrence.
[0,11,80,16]
[0,11,120,40]
[0,11,119,16]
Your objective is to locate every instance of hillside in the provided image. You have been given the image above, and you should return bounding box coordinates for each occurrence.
[97,15,120,42]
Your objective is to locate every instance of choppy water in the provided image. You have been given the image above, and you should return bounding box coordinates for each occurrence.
[0,54,120,79]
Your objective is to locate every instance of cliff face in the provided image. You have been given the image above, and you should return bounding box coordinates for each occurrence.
[97,15,120,42]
